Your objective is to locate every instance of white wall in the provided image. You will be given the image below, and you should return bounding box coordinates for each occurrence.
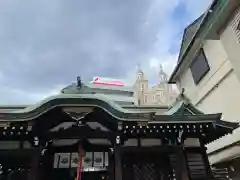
[197,71,240,122]
[220,6,240,82]
[178,38,240,122]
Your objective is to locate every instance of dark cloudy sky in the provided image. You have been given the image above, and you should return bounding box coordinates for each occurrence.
[0,0,211,104]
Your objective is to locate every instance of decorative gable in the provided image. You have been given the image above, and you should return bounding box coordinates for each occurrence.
[166,100,203,116]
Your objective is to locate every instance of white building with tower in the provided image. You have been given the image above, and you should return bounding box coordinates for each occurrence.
[134,64,178,106]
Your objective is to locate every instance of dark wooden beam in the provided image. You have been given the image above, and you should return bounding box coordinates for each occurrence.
[0,149,37,156]
[108,150,115,180]
[199,138,214,180]
[47,126,114,139]
[119,145,181,153]
[114,144,122,180]
[32,107,74,135]
[48,141,111,153]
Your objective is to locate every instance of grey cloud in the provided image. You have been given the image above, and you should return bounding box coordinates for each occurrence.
[0,0,164,92]
[0,0,207,104]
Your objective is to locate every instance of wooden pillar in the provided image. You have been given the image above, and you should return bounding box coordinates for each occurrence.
[41,149,54,180]
[114,146,122,180]
[183,137,213,180]
[200,139,213,180]
[174,148,190,180]
[182,147,192,180]
[108,149,115,180]
[173,132,189,180]
[28,148,41,180]
[114,134,122,180]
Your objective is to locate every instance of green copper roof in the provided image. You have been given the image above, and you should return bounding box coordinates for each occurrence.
[166,100,204,116]
[0,105,27,110]
[0,94,153,122]
[0,82,236,134]
[178,14,204,63]
[0,92,237,139]
[61,83,134,94]
[60,82,135,107]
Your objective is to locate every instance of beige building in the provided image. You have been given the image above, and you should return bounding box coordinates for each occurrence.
[134,64,178,106]
[169,0,240,179]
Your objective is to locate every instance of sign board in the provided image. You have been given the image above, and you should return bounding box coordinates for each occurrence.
[54,152,109,171]
[91,77,125,87]
[54,153,71,168]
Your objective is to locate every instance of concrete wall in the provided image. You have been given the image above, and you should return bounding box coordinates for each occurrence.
[178,38,240,122]
[220,6,240,82]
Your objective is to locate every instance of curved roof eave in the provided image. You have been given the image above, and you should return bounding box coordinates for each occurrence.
[0,94,154,122]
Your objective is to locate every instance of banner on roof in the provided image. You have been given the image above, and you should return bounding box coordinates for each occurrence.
[91,77,125,87]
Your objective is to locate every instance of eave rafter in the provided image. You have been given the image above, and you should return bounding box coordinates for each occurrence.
[47,125,115,140]
[119,113,238,144]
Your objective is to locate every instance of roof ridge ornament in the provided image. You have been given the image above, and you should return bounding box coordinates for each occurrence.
[159,64,168,83]
[180,88,190,104]
[170,88,190,107]
[77,76,82,89]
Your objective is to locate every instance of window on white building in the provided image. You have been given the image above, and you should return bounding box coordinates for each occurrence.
[231,9,240,42]
[144,96,147,103]
[237,20,240,30]
[236,20,240,42]
[190,49,210,85]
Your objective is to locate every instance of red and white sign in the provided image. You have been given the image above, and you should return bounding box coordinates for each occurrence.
[91,77,125,87]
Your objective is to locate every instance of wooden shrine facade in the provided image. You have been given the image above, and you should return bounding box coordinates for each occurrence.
[0,94,237,180]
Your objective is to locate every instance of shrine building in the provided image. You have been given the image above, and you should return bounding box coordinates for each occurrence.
[0,77,237,180]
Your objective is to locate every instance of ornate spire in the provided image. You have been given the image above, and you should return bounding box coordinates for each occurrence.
[159,64,168,83]
[136,64,144,81]
[136,64,143,74]
[159,64,164,73]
